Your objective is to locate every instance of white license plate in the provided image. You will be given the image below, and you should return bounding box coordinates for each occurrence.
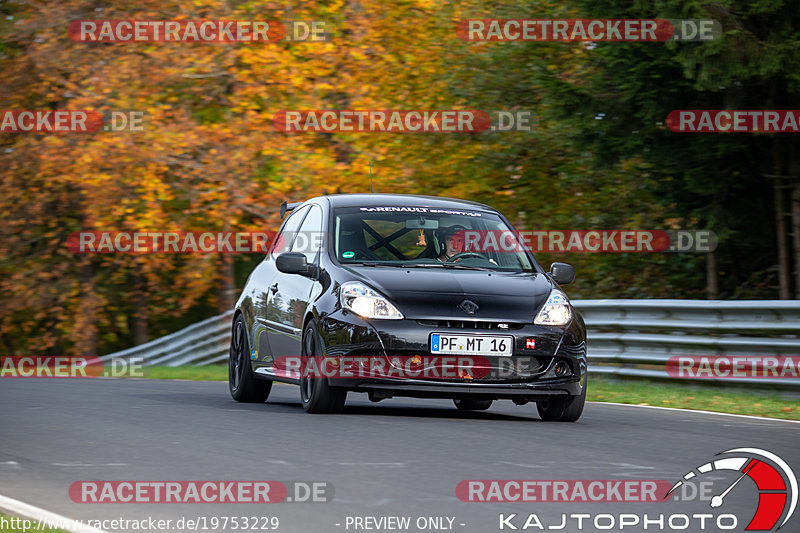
[430,333,513,356]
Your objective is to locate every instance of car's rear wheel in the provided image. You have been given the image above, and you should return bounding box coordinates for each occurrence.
[536,378,586,422]
[300,319,347,414]
[229,315,272,403]
[453,399,493,411]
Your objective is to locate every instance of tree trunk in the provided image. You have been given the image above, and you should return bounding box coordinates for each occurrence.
[773,139,791,299]
[705,251,718,299]
[219,253,236,313]
[132,273,148,345]
[79,261,98,357]
[791,148,800,299]
[793,183,800,299]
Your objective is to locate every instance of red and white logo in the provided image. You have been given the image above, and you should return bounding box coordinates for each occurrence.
[668,448,797,530]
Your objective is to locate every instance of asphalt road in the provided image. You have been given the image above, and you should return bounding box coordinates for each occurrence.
[1,379,798,533]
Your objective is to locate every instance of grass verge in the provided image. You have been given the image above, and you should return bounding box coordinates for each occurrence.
[141,365,800,420]
[143,365,228,381]
[589,375,800,420]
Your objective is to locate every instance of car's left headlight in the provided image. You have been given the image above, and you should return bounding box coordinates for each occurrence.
[534,289,572,326]
[339,281,404,320]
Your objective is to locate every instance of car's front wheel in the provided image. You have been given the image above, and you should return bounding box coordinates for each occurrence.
[300,319,347,414]
[536,378,586,422]
[229,314,272,403]
[453,399,493,411]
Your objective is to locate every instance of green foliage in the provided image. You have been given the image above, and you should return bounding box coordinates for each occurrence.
[1,0,796,356]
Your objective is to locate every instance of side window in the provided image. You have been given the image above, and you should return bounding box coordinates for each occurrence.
[291,205,323,263]
[270,205,309,260]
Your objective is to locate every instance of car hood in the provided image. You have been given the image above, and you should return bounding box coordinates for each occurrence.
[343,267,553,322]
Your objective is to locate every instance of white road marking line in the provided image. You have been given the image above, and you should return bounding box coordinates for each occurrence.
[497,462,542,469]
[51,463,129,467]
[337,462,405,467]
[609,462,656,469]
[591,401,800,424]
[0,493,109,533]
[616,471,675,478]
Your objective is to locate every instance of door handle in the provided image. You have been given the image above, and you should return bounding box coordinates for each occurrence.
[269,283,279,294]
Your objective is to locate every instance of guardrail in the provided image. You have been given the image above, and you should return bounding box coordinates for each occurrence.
[101,300,800,387]
[578,300,800,387]
[99,310,233,367]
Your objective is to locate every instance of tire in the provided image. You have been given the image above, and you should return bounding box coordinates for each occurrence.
[454,399,493,411]
[229,314,272,403]
[300,319,347,414]
[537,377,586,422]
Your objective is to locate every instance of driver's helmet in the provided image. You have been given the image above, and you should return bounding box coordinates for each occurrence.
[438,225,467,253]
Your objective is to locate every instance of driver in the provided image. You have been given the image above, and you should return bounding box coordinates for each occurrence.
[437,226,467,261]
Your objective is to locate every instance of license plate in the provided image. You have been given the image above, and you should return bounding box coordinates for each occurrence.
[430,333,513,356]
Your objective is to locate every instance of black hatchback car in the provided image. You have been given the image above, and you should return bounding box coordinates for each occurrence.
[229,194,587,420]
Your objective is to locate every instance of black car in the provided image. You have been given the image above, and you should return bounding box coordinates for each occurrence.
[229,194,587,421]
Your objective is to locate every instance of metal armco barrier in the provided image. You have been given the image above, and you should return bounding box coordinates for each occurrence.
[101,300,800,387]
[100,310,234,367]
[577,300,800,388]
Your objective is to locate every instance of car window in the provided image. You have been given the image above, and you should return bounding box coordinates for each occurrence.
[333,207,536,272]
[291,204,323,263]
[270,205,309,260]
[362,219,422,260]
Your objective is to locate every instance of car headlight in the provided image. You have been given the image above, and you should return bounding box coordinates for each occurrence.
[339,281,403,320]
[534,290,572,326]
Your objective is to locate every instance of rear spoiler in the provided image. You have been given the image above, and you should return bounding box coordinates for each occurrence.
[279,201,302,218]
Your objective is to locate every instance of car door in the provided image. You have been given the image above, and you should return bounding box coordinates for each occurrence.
[251,205,309,371]
[265,204,324,359]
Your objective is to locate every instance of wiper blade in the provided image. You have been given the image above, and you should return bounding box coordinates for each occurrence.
[347,261,492,271]
[348,261,413,267]
[436,263,494,271]
[404,262,494,271]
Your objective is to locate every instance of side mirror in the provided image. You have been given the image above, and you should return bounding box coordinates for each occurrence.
[549,262,575,285]
[276,252,315,277]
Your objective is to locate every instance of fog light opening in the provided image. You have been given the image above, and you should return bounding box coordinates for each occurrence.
[554,362,569,377]
[369,391,392,402]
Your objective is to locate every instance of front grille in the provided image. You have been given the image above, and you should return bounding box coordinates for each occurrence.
[417,320,525,330]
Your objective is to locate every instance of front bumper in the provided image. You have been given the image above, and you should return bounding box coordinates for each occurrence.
[317,309,587,400]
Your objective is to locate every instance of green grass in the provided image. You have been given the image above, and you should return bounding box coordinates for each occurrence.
[140,365,800,420]
[589,375,800,420]
[0,513,68,533]
[143,365,229,381]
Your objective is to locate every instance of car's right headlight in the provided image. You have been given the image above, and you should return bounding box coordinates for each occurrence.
[339,281,404,320]
[534,289,572,326]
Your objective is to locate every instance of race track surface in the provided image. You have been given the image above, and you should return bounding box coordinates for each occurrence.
[1,379,797,533]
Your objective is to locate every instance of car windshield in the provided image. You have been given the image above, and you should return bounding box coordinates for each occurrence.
[333,206,536,272]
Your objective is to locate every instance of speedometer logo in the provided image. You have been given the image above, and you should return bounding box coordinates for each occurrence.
[668,448,797,530]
